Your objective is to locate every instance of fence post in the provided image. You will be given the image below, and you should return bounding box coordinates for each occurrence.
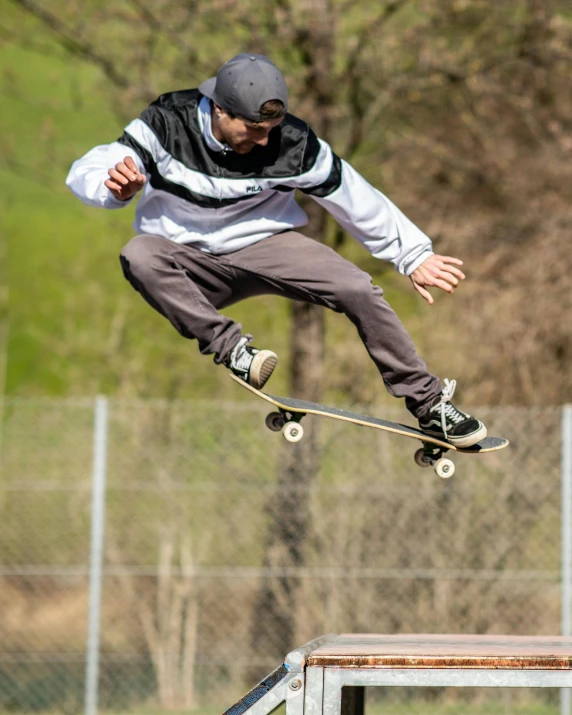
[562,406,572,715]
[85,396,109,715]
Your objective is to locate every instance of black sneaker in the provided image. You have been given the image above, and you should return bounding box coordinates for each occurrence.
[418,379,487,448]
[227,337,278,389]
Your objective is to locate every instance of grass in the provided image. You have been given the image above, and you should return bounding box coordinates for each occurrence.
[367,702,559,715]
[0,698,561,715]
[1,4,425,403]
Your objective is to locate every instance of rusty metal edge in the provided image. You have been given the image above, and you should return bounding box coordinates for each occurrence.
[306,655,572,670]
[285,633,339,672]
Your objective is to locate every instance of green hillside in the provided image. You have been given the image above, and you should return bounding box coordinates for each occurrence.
[6,1,569,406]
[1,10,418,404]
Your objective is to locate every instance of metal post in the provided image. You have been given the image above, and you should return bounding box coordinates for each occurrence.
[85,396,109,715]
[562,406,572,715]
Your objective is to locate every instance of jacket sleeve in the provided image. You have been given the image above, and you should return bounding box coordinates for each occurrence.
[65,140,146,209]
[64,102,169,209]
[297,130,434,276]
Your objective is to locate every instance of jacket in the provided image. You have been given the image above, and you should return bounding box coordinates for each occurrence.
[66,90,433,275]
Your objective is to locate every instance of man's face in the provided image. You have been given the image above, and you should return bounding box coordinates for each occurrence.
[212,105,284,154]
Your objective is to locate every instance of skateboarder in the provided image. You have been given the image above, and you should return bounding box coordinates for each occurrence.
[66,53,486,448]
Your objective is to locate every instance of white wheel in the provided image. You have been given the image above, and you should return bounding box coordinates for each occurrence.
[414,448,432,468]
[283,421,304,443]
[434,458,455,479]
[265,412,284,432]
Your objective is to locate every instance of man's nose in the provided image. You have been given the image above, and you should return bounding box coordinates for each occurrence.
[254,134,269,146]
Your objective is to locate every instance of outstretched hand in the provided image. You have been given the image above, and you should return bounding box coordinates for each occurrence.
[104,156,146,201]
[410,254,465,305]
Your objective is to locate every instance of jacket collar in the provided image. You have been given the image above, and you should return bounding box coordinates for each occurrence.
[197,95,233,153]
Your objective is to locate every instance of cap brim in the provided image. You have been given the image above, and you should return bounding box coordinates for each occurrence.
[198,77,216,99]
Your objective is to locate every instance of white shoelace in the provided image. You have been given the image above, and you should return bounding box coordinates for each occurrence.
[432,378,464,436]
[231,337,252,371]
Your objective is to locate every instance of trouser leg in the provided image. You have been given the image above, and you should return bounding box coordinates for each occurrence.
[223,232,442,418]
[120,231,442,417]
[120,234,254,363]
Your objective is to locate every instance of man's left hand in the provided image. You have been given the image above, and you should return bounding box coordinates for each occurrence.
[410,254,466,305]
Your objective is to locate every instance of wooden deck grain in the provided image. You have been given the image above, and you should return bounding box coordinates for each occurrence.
[305,634,572,670]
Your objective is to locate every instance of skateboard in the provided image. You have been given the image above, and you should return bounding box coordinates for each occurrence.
[230,374,509,478]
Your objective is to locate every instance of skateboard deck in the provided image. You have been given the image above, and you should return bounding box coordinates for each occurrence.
[230,373,509,478]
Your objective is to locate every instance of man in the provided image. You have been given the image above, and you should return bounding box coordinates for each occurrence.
[66,53,486,448]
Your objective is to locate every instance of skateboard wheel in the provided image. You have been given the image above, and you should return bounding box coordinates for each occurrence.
[434,458,455,479]
[265,412,284,432]
[283,421,304,443]
[414,448,432,468]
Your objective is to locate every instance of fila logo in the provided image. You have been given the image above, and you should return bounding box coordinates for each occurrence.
[246,185,263,193]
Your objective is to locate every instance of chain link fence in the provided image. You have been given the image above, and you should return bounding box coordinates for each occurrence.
[0,396,568,714]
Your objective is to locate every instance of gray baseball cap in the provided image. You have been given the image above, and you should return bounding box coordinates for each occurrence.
[199,53,288,122]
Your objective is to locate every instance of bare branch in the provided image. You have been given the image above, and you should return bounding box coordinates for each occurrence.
[338,0,411,158]
[10,0,133,90]
[341,0,410,83]
[127,0,192,55]
[338,0,365,14]
[128,0,162,32]
[0,22,63,57]
[273,0,297,32]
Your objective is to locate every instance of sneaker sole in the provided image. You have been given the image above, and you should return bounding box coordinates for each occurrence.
[249,351,278,389]
[422,422,488,449]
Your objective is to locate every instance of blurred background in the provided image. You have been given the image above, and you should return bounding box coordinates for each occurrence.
[0,1,571,714]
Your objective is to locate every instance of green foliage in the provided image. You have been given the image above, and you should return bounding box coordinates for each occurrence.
[1,3,422,401]
[0,25,292,397]
[2,0,571,404]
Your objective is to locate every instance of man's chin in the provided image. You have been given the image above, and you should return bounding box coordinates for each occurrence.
[232,144,255,154]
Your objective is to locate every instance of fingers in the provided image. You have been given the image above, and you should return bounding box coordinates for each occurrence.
[433,269,460,291]
[436,270,459,287]
[414,267,455,293]
[122,157,146,184]
[410,253,467,301]
[421,256,466,290]
[106,156,146,199]
[425,276,454,293]
[439,258,465,281]
[124,156,139,175]
[412,281,434,305]
[104,178,124,193]
[433,266,465,292]
[439,256,464,266]
[431,258,465,280]
[440,265,465,281]
[109,160,143,184]
[108,167,130,186]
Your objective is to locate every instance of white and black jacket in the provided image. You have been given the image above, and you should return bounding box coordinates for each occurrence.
[66,90,433,275]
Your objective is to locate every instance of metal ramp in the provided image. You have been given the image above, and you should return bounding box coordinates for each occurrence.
[223,633,572,715]
[222,635,333,715]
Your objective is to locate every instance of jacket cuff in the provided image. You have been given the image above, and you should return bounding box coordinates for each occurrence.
[105,192,135,208]
[403,249,434,276]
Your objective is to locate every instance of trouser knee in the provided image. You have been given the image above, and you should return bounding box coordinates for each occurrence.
[119,234,170,286]
[334,274,381,315]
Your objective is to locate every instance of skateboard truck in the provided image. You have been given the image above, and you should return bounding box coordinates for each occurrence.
[267,410,456,476]
[414,443,455,478]
[265,410,306,443]
[231,373,508,478]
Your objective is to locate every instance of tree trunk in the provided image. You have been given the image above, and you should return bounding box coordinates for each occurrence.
[249,0,335,665]
[249,207,327,663]
[0,232,7,468]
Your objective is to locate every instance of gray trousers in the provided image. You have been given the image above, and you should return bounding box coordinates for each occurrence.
[119,231,442,418]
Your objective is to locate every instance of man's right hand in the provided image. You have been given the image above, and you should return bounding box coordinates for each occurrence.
[104,156,146,201]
